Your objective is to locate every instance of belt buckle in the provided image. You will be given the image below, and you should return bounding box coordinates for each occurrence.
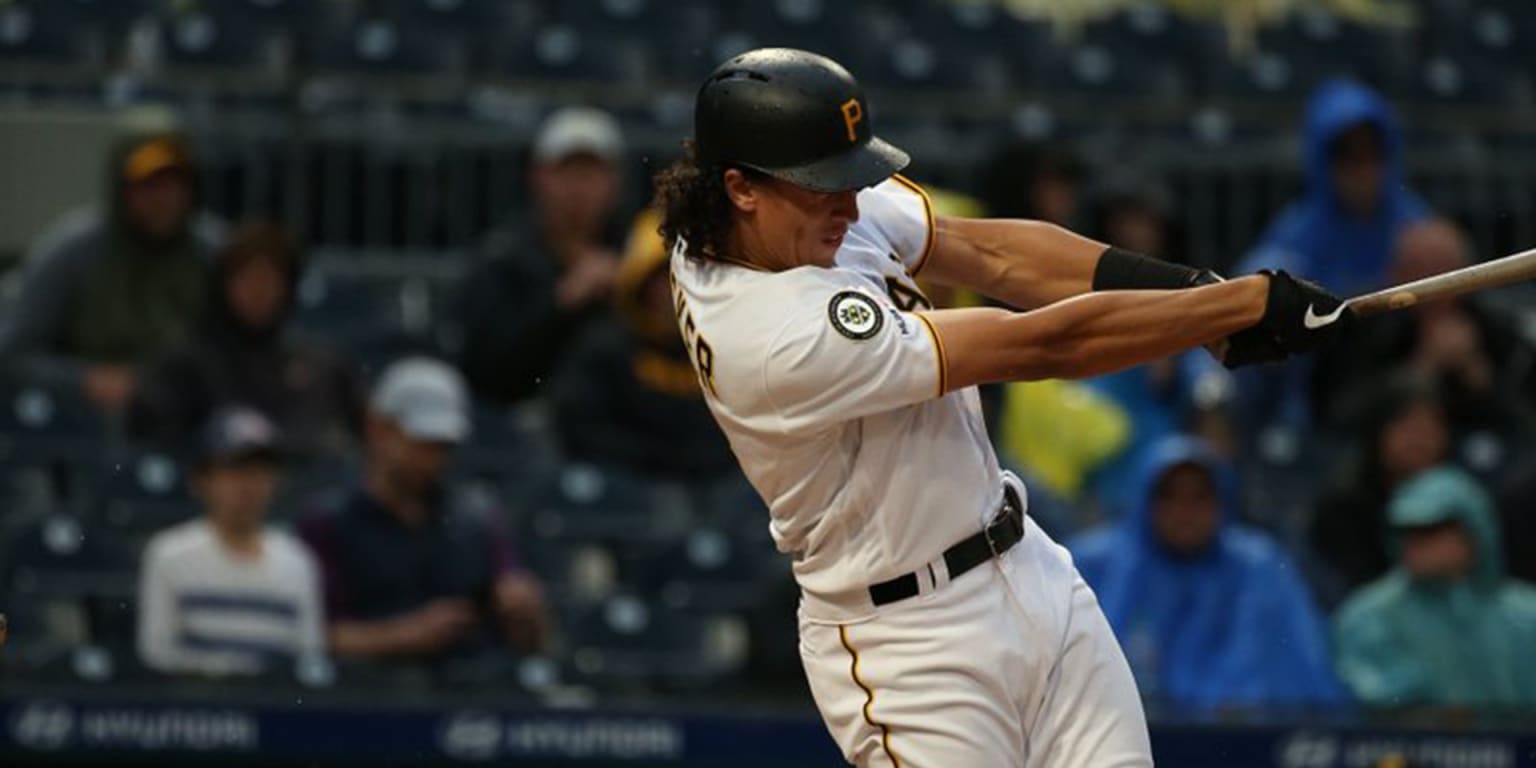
[984,515,1005,557]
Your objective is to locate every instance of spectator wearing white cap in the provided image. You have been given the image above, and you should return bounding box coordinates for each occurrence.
[455,106,630,404]
[137,406,325,677]
[298,358,548,663]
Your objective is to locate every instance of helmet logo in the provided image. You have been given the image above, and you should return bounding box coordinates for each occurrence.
[839,98,863,143]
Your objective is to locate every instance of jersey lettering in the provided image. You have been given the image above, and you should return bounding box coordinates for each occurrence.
[671,272,718,397]
[884,275,933,311]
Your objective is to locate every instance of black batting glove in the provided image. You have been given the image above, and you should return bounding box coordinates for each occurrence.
[1221,326,1289,368]
[1188,271,1290,368]
[1258,269,1352,354]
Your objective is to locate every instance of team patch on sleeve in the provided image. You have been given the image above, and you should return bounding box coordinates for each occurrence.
[828,291,884,340]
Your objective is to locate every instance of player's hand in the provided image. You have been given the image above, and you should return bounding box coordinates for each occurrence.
[1257,270,1352,354]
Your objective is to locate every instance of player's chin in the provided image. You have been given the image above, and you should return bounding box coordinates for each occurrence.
[812,233,844,265]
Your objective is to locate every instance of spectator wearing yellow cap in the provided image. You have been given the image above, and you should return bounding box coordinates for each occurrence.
[0,130,225,414]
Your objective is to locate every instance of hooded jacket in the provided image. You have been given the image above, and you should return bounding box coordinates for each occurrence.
[1239,79,1428,297]
[0,132,225,384]
[129,224,363,464]
[1334,467,1536,708]
[1069,436,1344,709]
[549,209,734,479]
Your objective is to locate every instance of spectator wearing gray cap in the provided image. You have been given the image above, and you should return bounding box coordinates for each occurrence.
[137,406,325,677]
[455,107,631,404]
[298,358,548,664]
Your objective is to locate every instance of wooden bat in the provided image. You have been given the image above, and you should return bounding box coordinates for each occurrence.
[1347,246,1536,317]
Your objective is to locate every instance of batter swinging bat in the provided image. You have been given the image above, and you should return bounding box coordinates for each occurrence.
[1346,246,1536,317]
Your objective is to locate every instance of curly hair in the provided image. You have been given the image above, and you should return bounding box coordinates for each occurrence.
[653,140,760,261]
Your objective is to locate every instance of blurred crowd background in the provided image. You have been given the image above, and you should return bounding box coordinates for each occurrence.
[2,0,1536,765]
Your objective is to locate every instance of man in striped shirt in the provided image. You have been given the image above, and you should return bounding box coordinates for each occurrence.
[137,406,324,676]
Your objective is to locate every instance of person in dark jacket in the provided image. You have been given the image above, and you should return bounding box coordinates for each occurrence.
[0,130,224,413]
[130,222,363,464]
[456,107,629,404]
[551,208,735,479]
[1069,436,1344,710]
[1308,375,1452,598]
[1313,218,1536,434]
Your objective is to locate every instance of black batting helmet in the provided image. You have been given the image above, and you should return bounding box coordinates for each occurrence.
[694,48,909,193]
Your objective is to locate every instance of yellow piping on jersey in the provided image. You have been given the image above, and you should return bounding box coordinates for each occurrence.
[915,313,948,397]
[890,174,936,277]
[839,624,903,768]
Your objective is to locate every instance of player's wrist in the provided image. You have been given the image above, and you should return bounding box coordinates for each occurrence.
[1091,246,1207,291]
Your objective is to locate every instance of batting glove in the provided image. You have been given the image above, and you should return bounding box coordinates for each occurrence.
[1258,269,1353,354]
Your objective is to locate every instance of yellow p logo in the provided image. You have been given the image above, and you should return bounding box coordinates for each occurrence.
[839,98,863,143]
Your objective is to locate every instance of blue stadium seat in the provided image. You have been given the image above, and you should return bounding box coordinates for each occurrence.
[621,526,773,612]
[0,377,109,463]
[89,449,198,538]
[521,462,656,542]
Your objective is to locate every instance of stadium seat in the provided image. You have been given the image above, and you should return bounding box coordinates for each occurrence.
[0,377,110,464]
[561,592,722,690]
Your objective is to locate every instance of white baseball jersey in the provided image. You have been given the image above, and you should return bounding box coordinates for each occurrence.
[669,176,1003,606]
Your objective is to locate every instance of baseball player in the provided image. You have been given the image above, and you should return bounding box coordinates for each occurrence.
[657,48,1348,767]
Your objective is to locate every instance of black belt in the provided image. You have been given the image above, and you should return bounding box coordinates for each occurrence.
[867,485,1025,607]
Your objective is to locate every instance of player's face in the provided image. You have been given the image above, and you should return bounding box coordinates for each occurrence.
[733,173,860,268]
[1150,463,1221,557]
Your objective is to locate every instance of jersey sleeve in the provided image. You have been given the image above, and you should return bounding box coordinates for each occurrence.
[858,175,937,276]
[761,282,946,431]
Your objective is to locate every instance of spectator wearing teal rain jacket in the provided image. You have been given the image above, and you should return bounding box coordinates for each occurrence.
[1334,467,1536,708]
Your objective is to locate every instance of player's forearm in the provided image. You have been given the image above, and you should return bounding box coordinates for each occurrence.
[929,217,1104,308]
[928,276,1268,388]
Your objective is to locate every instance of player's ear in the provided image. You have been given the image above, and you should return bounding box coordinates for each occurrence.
[722,168,758,213]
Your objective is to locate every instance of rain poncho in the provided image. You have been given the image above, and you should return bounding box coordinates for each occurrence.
[1334,467,1536,707]
[1070,437,1344,708]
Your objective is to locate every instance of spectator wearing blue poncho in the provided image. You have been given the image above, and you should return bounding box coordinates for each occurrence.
[1070,436,1344,709]
[1237,79,1430,430]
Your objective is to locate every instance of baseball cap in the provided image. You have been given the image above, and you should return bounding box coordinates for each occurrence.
[200,406,282,465]
[531,107,625,164]
[123,136,192,183]
[370,357,471,443]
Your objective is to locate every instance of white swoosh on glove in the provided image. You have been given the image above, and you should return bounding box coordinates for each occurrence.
[1303,303,1346,329]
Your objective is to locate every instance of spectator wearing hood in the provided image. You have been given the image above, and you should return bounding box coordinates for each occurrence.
[1335,467,1536,708]
[1237,80,1430,431]
[1309,375,1452,600]
[550,208,735,479]
[0,131,224,413]
[1070,436,1344,710]
[129,222,364,464]
[456,107,629,404]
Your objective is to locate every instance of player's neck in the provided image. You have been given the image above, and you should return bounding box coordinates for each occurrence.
[726,226,793,272]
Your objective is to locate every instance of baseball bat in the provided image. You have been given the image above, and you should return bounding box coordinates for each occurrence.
[1346,246,1536,317]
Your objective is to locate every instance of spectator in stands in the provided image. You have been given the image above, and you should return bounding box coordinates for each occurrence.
[0,131,223,414]
[300,358,548,663]
[137,407,324,676]
[1313,218,1536,432]
[1237,79,1429,430]
[129,221,364,464]
[551,208,735,479]
[977,140,1083,228]
[1075,172,1233,514]
[1309,375,1450,597]
[457,107,628,404]
[1070,436,1344,709]
[1335,467,1536,708]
